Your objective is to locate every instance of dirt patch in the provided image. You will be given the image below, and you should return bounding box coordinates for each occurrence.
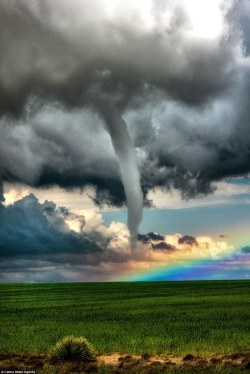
[0,351,250,373]
[98,350,250,367]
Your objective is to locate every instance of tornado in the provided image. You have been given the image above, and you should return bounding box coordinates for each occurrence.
[96,101,143,246]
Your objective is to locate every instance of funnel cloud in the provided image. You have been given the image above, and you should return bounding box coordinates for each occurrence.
[96,100,143,243]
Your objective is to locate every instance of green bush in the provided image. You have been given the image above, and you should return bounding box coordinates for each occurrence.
[50,335,95,362]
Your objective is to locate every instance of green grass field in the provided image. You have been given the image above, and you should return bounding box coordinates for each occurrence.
[0,281,249,355]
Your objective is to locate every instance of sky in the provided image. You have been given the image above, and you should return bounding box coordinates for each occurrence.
[0,0,250,282]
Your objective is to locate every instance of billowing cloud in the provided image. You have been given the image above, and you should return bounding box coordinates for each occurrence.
[0,194,103,259]
[0,0,250,206]
[0,0,237,113]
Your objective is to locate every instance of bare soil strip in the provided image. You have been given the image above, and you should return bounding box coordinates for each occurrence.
[0,351,250,372]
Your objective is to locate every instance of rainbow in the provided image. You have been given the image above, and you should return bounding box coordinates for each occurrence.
[115,231,250,281]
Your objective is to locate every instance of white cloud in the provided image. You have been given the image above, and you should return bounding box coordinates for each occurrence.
[148,179,250,209]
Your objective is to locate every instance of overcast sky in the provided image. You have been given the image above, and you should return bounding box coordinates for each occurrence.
[1,0,250,282]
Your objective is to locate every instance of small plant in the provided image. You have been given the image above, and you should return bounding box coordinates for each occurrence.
[50,335,95,362]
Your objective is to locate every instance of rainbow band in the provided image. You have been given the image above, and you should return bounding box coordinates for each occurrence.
[115,231,250,281]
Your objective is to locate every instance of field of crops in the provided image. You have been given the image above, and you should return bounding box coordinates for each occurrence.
[0,281,249,356]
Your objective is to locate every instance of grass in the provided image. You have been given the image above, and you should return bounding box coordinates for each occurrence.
[0,280,249,355]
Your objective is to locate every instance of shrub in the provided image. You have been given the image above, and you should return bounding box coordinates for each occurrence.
[50,335,95,362]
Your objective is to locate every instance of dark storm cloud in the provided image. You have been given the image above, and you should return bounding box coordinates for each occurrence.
[151,242,175,251]
[0,0,250,205]
[0,103,128,205]
[0,0,236,114]
[138,232,197,250]
[0,194,103,259]
[138,232,165,243]
[178,235,198,247]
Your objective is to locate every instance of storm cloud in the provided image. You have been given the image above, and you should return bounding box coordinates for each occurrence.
[0,0,250,212]
[0,194,103,258]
